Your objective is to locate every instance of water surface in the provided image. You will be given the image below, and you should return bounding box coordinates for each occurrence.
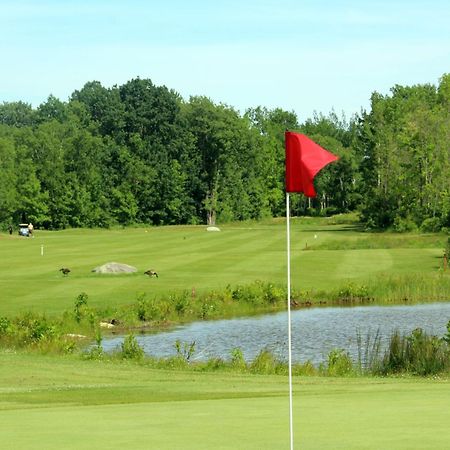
[102,302,450,364]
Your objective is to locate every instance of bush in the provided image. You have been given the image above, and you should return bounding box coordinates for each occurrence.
[230,347,247,370]
[74,292,89,323]
[262,283,286,305]
[420,217,442,233]
[375,328,450,376]
[120,334,144,360]
[171,291,191,316]
[443,321,450,345]
[15,313,58,345]
[0,317,11,335]
[326,349,353,376]
[174,339,196,361]
[445,238,450,261]
[203,358,227,371]
[230,281,286,308]
[392,216,417,233]
[405,328,448,375]
[82,345,104,360]
[336,283,370,303]
[249,349,284,374]
[136,296,160,322]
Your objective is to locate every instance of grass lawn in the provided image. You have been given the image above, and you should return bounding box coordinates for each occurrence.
[0,218,447,316]
[0,351,449,450]
[1,220,449,448]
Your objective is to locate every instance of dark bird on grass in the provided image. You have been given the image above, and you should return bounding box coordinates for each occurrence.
[59,267,71,276]
[144,269,158,278]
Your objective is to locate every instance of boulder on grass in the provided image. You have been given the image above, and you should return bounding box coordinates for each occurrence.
[92,262,137,274]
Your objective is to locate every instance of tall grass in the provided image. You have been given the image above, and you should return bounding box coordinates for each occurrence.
[368,328,450,376]
[366,273,450,304]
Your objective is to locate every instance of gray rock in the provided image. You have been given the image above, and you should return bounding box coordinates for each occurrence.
[92,262,137,274]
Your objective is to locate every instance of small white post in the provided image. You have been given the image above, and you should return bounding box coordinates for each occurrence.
[41,244,44,256]
[286,192,294,450]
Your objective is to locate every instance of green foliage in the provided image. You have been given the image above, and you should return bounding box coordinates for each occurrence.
[0,312,77,354]
[335,283,370,303]
[120,334,144,360]
[249,349,286,375]
[172,291,190,316]
[174,339,196,362]
[325,349,354,376]
[83,344,104,360]
[0,317,11,335]
[74,292,89,323]
[230,348,247,370]
[129,281,288,325]
[392,216,418,233]
[359,75,450,231]
[1,73,448,229]
[443,320,450,344]
[374,328,450,376]
[16,313,57,345]
[420,217,442,233]
[366,273,450,304]
[445,237,450,260]
[230,281,285,308]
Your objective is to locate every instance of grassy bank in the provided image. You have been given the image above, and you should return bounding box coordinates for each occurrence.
[0,217,449,317]
[0,350,449,450]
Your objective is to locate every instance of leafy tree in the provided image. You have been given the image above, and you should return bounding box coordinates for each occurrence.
[36,95,68,123]
[71,81,125,138]
[0,134,17,226]
[14,156,49,226]
[0,101,36,127]
[358,78,450,229]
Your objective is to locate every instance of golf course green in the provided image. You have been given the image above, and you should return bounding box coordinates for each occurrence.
[1,217,449,449]
[1,351,449,449]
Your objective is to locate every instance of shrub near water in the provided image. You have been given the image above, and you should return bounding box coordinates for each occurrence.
[131,281,288,325]
[373,328,450,376]
[119,334,144,360]
[0,313,77,354]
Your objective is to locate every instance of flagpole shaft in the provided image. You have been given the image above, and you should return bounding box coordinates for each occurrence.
[286,193,294,450]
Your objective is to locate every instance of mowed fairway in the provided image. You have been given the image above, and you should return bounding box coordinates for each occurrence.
[0,220,444,316]
[0,351,449,450]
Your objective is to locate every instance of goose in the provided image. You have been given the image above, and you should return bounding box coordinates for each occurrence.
[144,269,158,278]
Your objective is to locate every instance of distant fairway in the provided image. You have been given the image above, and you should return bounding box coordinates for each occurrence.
[0,218,446,316]
[0,351,449,450]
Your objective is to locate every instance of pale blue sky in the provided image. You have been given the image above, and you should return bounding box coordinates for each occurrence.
[1,0,449,120]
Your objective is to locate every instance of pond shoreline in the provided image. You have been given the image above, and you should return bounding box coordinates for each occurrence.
[101,301,450,365]
[101,295,448,337]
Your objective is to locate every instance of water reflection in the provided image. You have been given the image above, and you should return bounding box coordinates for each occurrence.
[102,303,450,364]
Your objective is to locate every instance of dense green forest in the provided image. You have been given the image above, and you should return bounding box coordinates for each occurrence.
[0,74,449,231]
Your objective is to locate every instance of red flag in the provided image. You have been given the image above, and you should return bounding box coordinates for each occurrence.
[285,131,338,197]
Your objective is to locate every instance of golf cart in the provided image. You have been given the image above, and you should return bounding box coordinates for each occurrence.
[19,224,30,237]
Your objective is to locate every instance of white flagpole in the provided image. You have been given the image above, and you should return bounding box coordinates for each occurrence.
[286,192,294,450]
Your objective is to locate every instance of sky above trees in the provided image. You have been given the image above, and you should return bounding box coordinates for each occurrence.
[0,0,449,120]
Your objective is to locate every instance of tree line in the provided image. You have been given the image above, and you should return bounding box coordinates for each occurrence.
[0,74,449,231]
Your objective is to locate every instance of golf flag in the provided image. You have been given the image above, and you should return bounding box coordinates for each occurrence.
[285,131,338,197]
[284,132,338,450]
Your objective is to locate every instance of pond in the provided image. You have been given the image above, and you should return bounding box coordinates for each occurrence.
[101,302,450,365]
